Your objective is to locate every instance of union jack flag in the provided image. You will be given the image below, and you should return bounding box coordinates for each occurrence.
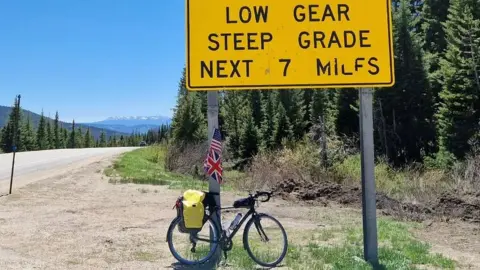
[204,128,223,184]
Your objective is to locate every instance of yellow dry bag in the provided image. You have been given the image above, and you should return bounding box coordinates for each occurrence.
[181,189,206,229]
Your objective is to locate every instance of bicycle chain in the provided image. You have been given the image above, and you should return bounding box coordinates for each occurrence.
[220,231,233,251]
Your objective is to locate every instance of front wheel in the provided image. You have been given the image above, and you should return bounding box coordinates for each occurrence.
[242,213,288,268]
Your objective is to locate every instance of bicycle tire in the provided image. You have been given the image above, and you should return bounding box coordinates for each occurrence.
[242,213,288,268]
[166,216,220,266]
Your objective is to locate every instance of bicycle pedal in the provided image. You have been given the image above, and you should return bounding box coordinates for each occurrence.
[191,247,196,253]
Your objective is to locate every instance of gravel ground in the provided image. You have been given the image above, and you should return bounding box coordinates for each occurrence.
[0,155,479,269]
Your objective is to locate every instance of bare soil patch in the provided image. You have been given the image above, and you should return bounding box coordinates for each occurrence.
[274,178,480,224]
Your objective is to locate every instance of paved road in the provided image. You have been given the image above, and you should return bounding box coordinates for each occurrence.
[0,147,138,192]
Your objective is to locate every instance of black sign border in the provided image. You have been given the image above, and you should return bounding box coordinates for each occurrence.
[186,0,394,90]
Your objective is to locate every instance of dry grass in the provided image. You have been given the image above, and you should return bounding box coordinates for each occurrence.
[164,141,208,177]
[163,132,480,205]
[244,137,480,204]
[451,152,480,193]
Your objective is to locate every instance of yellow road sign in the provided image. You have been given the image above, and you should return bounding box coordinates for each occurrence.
[186,0,395,90]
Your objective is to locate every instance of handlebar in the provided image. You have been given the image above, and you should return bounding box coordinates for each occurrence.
[251,191,273,202]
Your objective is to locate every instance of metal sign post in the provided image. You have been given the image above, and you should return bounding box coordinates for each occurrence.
[359,88,378,265]
[9,94,21,195]
[207,91,222,263]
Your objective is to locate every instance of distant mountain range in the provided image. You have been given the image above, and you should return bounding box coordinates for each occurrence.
[1,105,172,137]
[83,116,171,134]
[0,106,124,140]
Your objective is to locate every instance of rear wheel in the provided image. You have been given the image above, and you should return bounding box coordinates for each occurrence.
[243,213,288,267]
[166,216,220,265]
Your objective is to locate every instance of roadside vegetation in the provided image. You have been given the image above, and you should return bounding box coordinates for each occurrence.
[106,144,459,269]
[104,144,241,191]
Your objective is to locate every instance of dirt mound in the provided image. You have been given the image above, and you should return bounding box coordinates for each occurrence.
[274,178,480,223]
[433,193,480,223]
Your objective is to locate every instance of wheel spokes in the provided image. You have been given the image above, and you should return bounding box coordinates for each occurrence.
[246,215,287,266]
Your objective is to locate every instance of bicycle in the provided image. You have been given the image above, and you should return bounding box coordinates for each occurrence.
[166,191,288,268]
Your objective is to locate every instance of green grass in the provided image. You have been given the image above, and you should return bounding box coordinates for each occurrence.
[105,145,236,191]
[222,217,455,270]
[332,154,450,201]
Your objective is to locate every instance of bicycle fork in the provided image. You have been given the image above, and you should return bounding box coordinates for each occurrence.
[253,217,270,242]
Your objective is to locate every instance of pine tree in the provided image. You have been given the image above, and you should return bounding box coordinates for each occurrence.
[75,126,84,148]
[421,0,451,108]
[176,67,188,99]
[36,112,48,150]
[112,135,117,147]
[170,69,207,144]
[302,89,314,133]
[374,0,436,164]
[1,96,22,153]
[99,130,107,147]
[0,125,9,153]
[436,0,480,162]
[249,90,263,128]
[54,111,61,149]
[62,128,68,148]
[197,91,208,118]
[157,127,163,143]
[217,91,226,137]
[84,128,92,148]
[259,91,277,150]
[171,91,207,144]
[240,111,260,159]
[68,120,76,148]
[46,120,53,149]
[310,89,338,136]
[274,102,293,147]
[21,116,37,151]
[221,91,249,158]
[336,88,359,137]
[277,90,306,140]
[158,124,169,142]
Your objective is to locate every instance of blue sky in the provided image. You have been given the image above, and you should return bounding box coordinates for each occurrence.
[0,0,184,123]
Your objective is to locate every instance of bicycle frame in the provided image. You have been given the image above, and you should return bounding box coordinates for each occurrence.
[220,206,258,241]
[190,203,262,244]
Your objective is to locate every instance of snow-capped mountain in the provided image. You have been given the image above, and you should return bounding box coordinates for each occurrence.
[83,115,171,134]
[104,116,168,121]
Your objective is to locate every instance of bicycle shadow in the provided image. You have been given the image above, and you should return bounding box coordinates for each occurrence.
[167,261,284,270]
[167,261,217,270]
